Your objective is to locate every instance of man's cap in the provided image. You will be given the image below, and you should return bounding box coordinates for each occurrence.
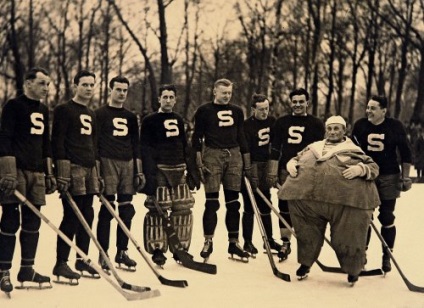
[325,115,346,127]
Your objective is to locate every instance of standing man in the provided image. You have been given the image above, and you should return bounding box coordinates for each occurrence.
[51,70,103,283]
[95,76,145,271]
[140,84,198,267]
[240,94,281,257]
[352,95,412,273]
[0,67,56,293]
[192,78,252,262]
[267,88,325,261]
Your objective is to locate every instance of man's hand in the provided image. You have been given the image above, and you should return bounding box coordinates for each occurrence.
[45,175,57,194]
[400,177,412,192]
[342,165,364,180]
[196,152,211,183]
[134,173,146,192]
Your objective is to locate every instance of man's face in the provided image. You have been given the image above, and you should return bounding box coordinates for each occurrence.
[159,89,176,112]
[110,82,128,105]
[366,99,386,125]
[252,100,269,120]
[326,123,346,143]
[290,94,308,116]
[26,72,50,100]
[214,85,233,105]
[74,76,95,102]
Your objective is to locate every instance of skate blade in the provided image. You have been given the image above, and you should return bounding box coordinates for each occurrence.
[53,278,79,286]
[297,275,308,281]
[349,282,356,287]
[4,291,11,298]
[80,272,100,279]
[15,282,53,290]
[228,255,249,263]
[249,254,257,259]
[116,265,136,272]
[278,256,288,263]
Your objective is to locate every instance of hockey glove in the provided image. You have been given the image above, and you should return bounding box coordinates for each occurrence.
[96,160,105,194]
[342,165,364,180]
[400,177,412,192]
[266,160,279,188]
[56,160,71,193]
[187,172,201,191]
[0,156,18,196]
[134,158,146,192]
[44,157,57,194]
[196,152,211,183]
[286,159,298,178]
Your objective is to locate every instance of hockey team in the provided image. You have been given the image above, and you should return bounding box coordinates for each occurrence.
[0,68,413,297]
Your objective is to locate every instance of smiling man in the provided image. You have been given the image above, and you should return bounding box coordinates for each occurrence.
[280,116,380,285]
[267,88,325,261]
[352,95,412,274]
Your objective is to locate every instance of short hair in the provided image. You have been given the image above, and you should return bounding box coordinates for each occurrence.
[251,93,269,107]
[74,70,96,85]
[109,76,129,89]
[159,84,177,96]
[289,88,309,101]
[214,78,233,88]
[370,95,388,109]
[25,67,49,80]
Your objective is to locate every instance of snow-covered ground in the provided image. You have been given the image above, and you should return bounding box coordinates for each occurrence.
[2,175,424,308]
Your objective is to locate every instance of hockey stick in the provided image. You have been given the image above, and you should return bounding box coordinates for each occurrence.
[14,191,159,301]
[256,188,383,277]
[150,197,217,275]
[98,194,188,287]
[370,220,424,293]
[244,178,290,282]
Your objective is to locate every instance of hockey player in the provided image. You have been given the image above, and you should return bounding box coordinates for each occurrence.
[0,67,56,295]
[281,116,380,285]
[192,78,253,262]
[267,88,325,261]
[240,94,281,258]
[51,70,103,283]
[140,84,198,267]
[352,96,412,273]
[95,76,145,272]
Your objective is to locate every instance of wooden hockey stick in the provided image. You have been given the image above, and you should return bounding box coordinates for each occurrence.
[98,194,189,287]
[244,178,290,282]
[15,190,160,301]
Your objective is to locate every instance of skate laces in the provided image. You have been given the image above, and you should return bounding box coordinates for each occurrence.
[202,239,212,252]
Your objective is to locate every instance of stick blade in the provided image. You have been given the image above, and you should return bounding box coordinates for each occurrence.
[176,251,217,274]
[158,275,188,288]
[125,289,161,301]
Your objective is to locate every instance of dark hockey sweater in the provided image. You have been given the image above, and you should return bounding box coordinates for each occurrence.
[192,102,249,153]
[244,115,275,162]
[270,114,325,166]
[51,100,97,168]
[140,111,187,166]
[0,95,52,172]
[352,117,412,175]
[95,105,140,161]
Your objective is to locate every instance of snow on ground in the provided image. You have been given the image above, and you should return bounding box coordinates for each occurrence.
[2,174,424,308]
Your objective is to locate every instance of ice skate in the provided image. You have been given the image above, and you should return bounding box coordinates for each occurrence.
[52,261,80,286]
[296,264,310,280]
[16,267,52,290]
[75,259,100,279]
[115,250,137,272]
[200,239,213,263]
[278,241,291,262]
[98,254,111,274]
[228,241,250,263]
[348,274,359,286]
[152,248,167,268]
[382,251,392,274]
[0,270,13,298]
[243,241,258,258]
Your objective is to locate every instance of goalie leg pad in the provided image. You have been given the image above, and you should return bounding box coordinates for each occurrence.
[170,182,195,211]
[143,211,168,254]
[169,210,193,253]
[143,187,172,210]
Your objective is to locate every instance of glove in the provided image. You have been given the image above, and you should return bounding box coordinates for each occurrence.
[286,159,298,177]
[0,156,18,196]
[400,177,412,192]
[244,165,258,190]
[134,159,146,192]
[96,160,105,194]
[56,160,71,193]
[342,165,364,180]
[44,157,57,194]
[186,172,200,191]
[266,160,279,188]
[196,152,211,183]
